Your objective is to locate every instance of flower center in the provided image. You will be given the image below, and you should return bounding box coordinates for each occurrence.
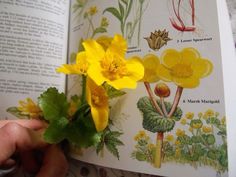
[91,88,108,107]
[101,55,127,80]
[171,63,193,78]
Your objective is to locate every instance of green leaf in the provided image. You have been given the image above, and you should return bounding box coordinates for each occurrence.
[135,152,146,161]
[103,83,126,99]
[43,117,69,144]
[106,142,120,159]
[125,0,133,21]
[103,7,122,22]
[6,107,29,119]
[137,97,175,132]
[118,1,125,18]
[38,88,69,122]
[93,27,107,36]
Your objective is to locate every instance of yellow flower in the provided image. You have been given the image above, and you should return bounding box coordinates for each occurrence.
[202,126,212,133]
[204,109,214,118]
[148,143,155,150]
[100,17,109,27]
[86,77,109,132]
[176,129,185,137]
[141,54,160,83]
[165,134,174,142]
[138,130,146,138]
[88,6,98,16]
[134,134,139,141]
[185,112,194,119]
[84,34,144,89]
[96,35,113,50]
[180,118,187,125]
[57,52,89,75]
[156,48,213,88]
[221,116,226,125]
[175,140,181,145]
[18,98,42,119]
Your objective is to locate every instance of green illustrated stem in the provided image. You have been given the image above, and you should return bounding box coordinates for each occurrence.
[167,86,183,117]
[81,75,87,104]
[154,132,163,168]
[160,97,168,117]
[144,82,164,116]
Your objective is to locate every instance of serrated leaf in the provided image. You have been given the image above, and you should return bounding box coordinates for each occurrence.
[43,117,69,144]
[103,7,122,22]
[38,88,69,122]
[6,107,29,119]
[107,131,123,138]
[106,142,120,159]
[103,83,126,99]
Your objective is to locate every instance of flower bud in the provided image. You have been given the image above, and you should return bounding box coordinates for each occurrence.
[154,83,170,97]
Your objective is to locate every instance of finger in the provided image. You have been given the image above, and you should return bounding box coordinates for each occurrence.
[0,119,46,130]
[0,122,47,165]
[36,145,68,177]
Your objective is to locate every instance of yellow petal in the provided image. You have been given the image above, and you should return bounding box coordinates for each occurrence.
[192,58,213,78]
[87,63,107,86]
[141,54,160,83]
[126,56,145,81]
[161,49,181,68]
[83,40,105,62]
[56,64,83,74]
[156,65,172,82]
[91,106,109,132]
[108,34,127,57]
[173,75,200,88]
[108,77,137,89]
[180,48,200,65]
[76,51,87,64]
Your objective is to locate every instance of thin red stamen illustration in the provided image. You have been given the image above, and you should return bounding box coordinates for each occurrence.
[170,0,195,32]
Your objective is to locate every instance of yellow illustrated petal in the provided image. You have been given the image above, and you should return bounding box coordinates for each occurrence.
[156,65,172,82]
[180,47,200,65]
[161,49,181,68]
[173,75,200,88]
[141,54,160,83]
[83,39,105,62]
[192,58,213,78]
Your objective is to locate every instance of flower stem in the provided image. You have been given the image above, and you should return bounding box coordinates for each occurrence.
[160,97,168,117]
[154,132,163,168]
[144,82,164,116]
[81,75,87,104]
[167,86,183,117]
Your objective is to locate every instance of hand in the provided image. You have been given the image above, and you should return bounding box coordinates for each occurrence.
[0,119,68,177]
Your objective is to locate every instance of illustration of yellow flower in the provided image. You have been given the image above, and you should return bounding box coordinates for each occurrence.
[134,134,139,141]
[141,54,160,83]
[88,6,98,15]
[185,112,194,119]
[148,143,155,150]
[18,98,42,119]
[175,147,181,157]
[156,48,213,88]
[175,140,181,146]
[100,17,109,27]
[198,112,203,118]
[180,118,187,125]
[84,34,144,89]
[176,129,185,137]
[190,119,203,129]
[165,134,174,142]
[57,52,89,75]
[138,130,147,138]
[221,116,226,125]
[202,126,212,133]
[203,109,214,119]
[86,77,109,132]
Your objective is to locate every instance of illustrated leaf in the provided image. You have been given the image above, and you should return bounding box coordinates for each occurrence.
[6,107,29,119]
[103,83,126,99]
[43,117,69,144]
[93,27,107,36]
[103,7,122,22]
[121,0,128,6]
[125,0,133,21]
[118,1,125,18]
[137,97,175,132]
[38,88,69,122]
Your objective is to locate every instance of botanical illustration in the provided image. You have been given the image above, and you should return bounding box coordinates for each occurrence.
[135,47,214,168]
[72,0,90,20]
[144,29,172,51]
[103,0,149,46]
[7,34,145,160]
[132,110,227,174]
[168,0,196,32]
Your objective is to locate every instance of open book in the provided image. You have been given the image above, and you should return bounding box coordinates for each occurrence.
[1,0,236,177]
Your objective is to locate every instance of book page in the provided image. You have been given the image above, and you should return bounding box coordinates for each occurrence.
[0,0,70,119]
[68,0,235,177]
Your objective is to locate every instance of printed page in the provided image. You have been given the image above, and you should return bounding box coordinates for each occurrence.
[67,0,235,177]
[0,0,70,119]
